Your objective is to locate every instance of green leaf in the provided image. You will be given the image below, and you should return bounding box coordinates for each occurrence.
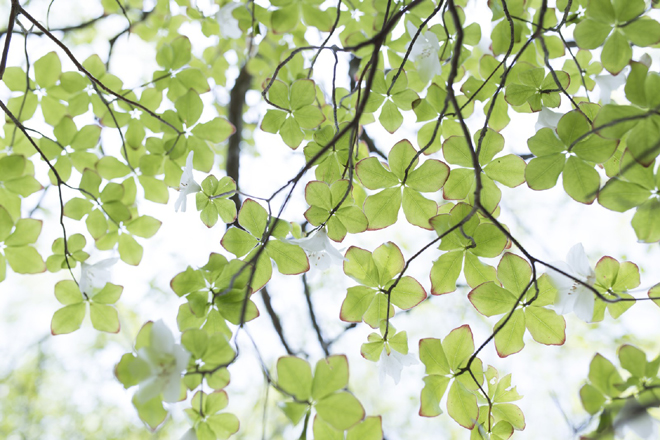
[340,286,376,322]
[54,280,83,305]
[372,241,404,285]
[562,156,600,204]
[5,218,41,246]
[443,325,474,372]
[266,79,290,109]
[182,329,209,359]
[34,52,62,87]
[363,187,401,230]
[261,109,288,133]
[51,303,86,335]
[118,234,143,266]
[312,355,349,401]
[601,30,632,74]
[207,413,240,439]
[598,179,650,212]
[484,155,526,188]
[580,383,606,415]
[315,391,365,431]
[175,90,204,126]
[265,240,310,275]
[468,282,518,317]
[430,250,463,295]
[0,155,26,181]
[271,4,300,34]
[221,227,258,257]
[632,198,660,243]
[494,309,526,357]
[346,416,383,440]
[618,344,646,378]
[388,140,418,180]
[238,199,268,238]
[443,168,475,200]
[356,157,399,189]
[133,396,168,431]
[492,403,525,430]
[126,216,161,238]
[290,79,316,110]
[379,100,403,133]
[406,159,450,192]
[293,105,325,129]
[419,338,450,376]
[89,303,120,333]
[92,283,123,304]
[279,117,304,149]
[390,276,427,310]
[524,306,566,346]
[313,415,343,440]
[622,17,660,47]
[343,246,379,287]
[419,375,451,417]
[401,187,437,229]
[471,223,507,258]
[588,353,623,397]
[277,356,312,401]
[447,380,478,429]
[5,245,46,274]
[192,117,236,143]
[464,252,498,288]
[574,19,612,49]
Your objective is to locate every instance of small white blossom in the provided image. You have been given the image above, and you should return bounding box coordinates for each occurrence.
[289,229,345,271]
[547,243,596,323]
[79,258,118,298]
[406,21,442,85]
[135,320,191,403]
[594,69,627,105]
[614,400,656,439]
[378,348,417,385]
[175,151,201,213]
[535,107,563,132]
[216,2,242,40]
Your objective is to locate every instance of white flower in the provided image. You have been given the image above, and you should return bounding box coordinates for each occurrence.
[289,229,345,271]
[180,429,197,440]
[406,21,442,85]
[614,400,656,439]
[135,320,191,403]
[547,243,596,322]
[535,107,563,132]
[79,258,118,298]
[216,2,242,40]
[378,347,417,385]
[175,151,201,213]
[594,69,627,105]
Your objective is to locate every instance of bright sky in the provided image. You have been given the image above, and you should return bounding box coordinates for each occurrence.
[1,0,660,439]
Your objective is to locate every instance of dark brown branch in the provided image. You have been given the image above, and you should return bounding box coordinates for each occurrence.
[0,0,19,80]
[302,274,329,356]
[260,288,295,355]
[227,64,252,214]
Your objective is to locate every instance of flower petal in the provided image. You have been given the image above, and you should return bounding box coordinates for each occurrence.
[554,285,579,315]
[535,107,562,131]
[162,374,183,402]
[175,191,187,213]
[150,320,175,354]
[406,21,419,40]
[566,243,593,279]
[135,376,162,403]
[572,286,595,322]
